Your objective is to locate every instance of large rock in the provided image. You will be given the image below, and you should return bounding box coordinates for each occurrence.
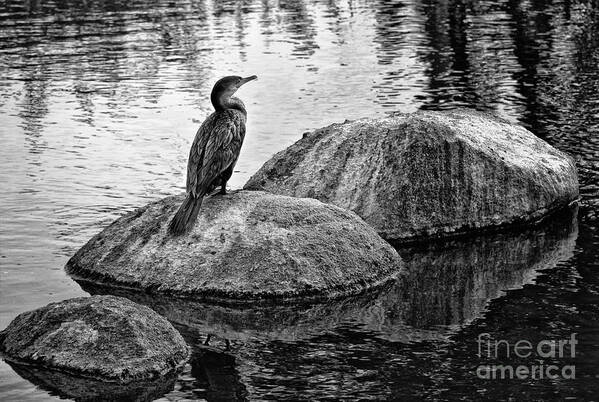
[65,190,402,301]
[0,296,189,384]
[244,109,579,241]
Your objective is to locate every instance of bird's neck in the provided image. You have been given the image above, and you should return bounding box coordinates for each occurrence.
[211,95,247,115]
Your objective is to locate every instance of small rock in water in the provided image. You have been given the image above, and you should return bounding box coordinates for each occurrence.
[0,295,189,384]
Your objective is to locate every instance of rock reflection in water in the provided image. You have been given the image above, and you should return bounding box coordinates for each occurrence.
[392,205,578,331]
[4,361,178,402]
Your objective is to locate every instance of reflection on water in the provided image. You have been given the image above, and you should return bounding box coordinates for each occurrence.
[1,0,598,400]
[392,206,579,331]
[4,361,179,402]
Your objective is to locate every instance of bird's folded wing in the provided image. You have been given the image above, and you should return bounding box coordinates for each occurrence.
[187,113,243,197]
[186,120,210,196]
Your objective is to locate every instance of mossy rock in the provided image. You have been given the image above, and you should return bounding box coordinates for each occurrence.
[65,191,403,301]
[245,109,579,241]
[0,295,189,384]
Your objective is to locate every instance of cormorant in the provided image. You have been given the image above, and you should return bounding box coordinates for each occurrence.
[169,75,257,235]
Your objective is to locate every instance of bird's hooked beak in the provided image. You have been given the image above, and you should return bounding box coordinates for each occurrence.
[238,75,257,87]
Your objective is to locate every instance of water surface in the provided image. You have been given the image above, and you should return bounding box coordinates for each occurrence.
[1,0,598,400]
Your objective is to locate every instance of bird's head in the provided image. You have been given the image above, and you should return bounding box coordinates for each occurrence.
[211,75,257,110]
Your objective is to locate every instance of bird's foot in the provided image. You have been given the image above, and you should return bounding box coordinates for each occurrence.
[219,186,227,195]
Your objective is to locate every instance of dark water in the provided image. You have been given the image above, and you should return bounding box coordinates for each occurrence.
[0,0,598,400]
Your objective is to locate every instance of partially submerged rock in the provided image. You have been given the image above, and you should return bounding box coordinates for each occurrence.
[76,205,578,343]
[245,109,579,241]
[65,190,402,301]
[0,296,189,383]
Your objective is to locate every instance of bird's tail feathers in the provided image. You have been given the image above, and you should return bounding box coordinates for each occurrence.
[168,194,203,235]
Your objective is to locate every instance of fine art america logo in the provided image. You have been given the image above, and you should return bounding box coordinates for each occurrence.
[476,333,577,380]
